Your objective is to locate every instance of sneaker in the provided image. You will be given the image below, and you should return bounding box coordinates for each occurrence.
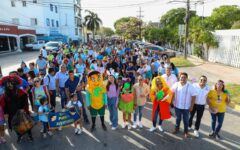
[193,130,199,138]
[132,122,137,129]
[128,124,132,130]
[77,129,82,134]
[102,124,107,131]
[111,127,117,130]
[209,131,215,138]
[90,125,96,132]
[75,128,78,134]
[172,128,179,134]
[40,128,44,133]
[43,133,47,138]
[188,127,192,131]
[122,122,127,129]
[138,122,143,128]
[48,131,53,136]
[149,127,156,132]
[215,133,222,140]
[158,125,164,132]
[109,122,112,126]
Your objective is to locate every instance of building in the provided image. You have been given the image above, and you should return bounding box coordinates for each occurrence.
[0,0,82,51]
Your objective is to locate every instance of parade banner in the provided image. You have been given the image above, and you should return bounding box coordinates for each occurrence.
[48,109,81,129]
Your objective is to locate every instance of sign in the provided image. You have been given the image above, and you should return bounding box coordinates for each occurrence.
[178,24,185,36]
[48,109,81,129]
[0,25,18,34]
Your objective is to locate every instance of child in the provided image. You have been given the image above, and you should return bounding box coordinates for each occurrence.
[38,96,53,138]
[0,95,6,144]
[66,93,83,134]
[118,81,134,130]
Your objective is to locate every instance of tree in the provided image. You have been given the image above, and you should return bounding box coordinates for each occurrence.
[207,5,240,30]
[231,21,240,29]
[114,17,142,40]
[97,27,114,37]
[84,10,102,40]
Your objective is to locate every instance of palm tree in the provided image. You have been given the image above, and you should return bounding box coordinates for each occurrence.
[84,10,102,40]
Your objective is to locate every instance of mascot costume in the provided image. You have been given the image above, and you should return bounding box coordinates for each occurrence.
[86,71,107,132]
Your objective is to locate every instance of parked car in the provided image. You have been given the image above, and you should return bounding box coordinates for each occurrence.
[25,40,45,50]
[45,41,62,52]
[145,44,176,58]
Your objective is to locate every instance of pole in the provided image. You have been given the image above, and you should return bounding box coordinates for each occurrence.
[137,7,144,41]
[184,0,190,59]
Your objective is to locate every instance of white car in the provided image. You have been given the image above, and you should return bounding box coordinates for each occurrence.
[25,41,45,50]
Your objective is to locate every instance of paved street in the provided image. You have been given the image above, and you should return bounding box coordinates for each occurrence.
[0,52,240,150]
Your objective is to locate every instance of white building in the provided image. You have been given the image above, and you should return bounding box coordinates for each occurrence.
[0,0,82,45]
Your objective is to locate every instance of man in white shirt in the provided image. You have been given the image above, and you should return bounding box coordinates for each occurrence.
[41,46,48,59]
[162,67,178,88]
[171,72,197,138]
[189,75,210,137]
[44,67,56,111]
[55,64,69,109]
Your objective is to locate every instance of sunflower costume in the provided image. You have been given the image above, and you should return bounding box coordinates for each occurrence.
[149,76,172,121]
[119,82,134,113]
[86,71,108,131]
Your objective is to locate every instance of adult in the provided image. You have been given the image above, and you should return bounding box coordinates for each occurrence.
[171,72,197,138]
[207,80,230,139]
[36,55,47,75]
[43,68,57,111]
[132,76,150,129]
[170,63,179,78]
[188,75,210,137]
[27,70,36,110]
[106,57,119,72]
[17,68,28,82]
[55,64,69,109]
[29,62,39,76]
[40,46,48,60]
[161,67,178,88]
[20,61,30,75]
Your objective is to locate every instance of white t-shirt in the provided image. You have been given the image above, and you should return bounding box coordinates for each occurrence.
[162,74,178,88]
[171,82,197,109]
[55,71,68,88]
[43,75,56,90]
[41,49,48,58]
[66,100,82,108]
[192,83,210,105]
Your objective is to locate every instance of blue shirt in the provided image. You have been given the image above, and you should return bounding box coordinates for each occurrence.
[75,64,85,74]
[80,53,87,62]
[152,61,160,72]
[106,47,112,55]
[97,54,103,60]
[18,78,29,90]
[38,105,49,122]
[65,76,80,93]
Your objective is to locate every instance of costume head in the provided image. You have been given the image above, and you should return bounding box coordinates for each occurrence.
[88,71,103,88]
[151,76,169,101]
[122,82,133,93]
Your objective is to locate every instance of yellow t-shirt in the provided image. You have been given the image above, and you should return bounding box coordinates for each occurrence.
[208,90,228,113]
[47,55,54,62]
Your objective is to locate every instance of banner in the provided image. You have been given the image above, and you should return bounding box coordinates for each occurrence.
[48,109,81,129]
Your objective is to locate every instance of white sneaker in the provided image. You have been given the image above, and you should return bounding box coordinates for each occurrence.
[111,127,117,130]
[43,133,47,138]
[128,124,132,130]
[122,122,127,128]
[138,122,143,128]
[109,122,112,126]
[58,126,62,131]
[40,128,44,133]
[77,129,82,134]
[149,127,156,132]
[74,128,78,134]
[188,127,192,131]
[194,130,199,138]
[48,131,53,136]
[158,126,163,132]
[132,122,137,129]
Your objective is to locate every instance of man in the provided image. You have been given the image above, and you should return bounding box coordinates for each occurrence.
[40,46,48,60]
[9,71,30,93]
[132,76,150,128]
[17,68,28,81]
[55,64,68,109]
[36,55,47,75]
[162,67,178,88]
[189,75,210,137]
[171,72,197,138]
[44,68,57,111]
[64,70,89,123]
[106,57,119,72]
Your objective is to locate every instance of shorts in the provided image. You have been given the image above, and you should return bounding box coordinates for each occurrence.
[90,107,105,117]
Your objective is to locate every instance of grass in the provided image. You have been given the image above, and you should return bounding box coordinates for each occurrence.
[225,83,240,104]
[170,56,195,67]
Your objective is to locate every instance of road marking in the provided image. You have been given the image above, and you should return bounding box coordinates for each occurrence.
[164,132,183,141]
[202,138,229,150]
[11,143,17,150]
[83,128,101,143]
[129,130,156,146]
[66,136,75,147]
[123,135,148,150]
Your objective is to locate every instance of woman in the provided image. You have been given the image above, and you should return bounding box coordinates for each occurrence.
[21,61,30,74]
[32,77,51,112]
[170,63,179,78]
[75,58,86,81]
[96,60,105,74]
[207,80,230,139]
[29,62,39,76]
[27,71,36,111]
[106,75,119,130]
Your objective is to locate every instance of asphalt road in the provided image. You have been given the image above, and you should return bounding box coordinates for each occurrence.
[0,52,240,150]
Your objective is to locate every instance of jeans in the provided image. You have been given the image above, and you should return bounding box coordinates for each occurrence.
[49,90,56,109]
[134,106,144,122]
[42,121,49,133]
[60,87,67,109]
[108,97,118,127]
[77,91,89,122]
[211,112,225,133]
[175,107,189,133]
[189,104,205,130]
[152,106,163,127]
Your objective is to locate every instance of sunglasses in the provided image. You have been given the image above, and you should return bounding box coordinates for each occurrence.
[34,80,40,83]
[200,79,207,82]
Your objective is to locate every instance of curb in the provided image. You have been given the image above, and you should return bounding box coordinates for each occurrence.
[0,51,22,57]
[229,103,240,111]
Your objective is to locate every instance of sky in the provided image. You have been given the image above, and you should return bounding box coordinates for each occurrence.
[82,0,240,29]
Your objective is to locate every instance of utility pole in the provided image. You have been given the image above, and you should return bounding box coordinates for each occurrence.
[184,0,190,59]
[137,7,144,41]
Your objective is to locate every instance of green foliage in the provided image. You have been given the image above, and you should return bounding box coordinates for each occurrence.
[231,20,240,29]
[114,17,142,40]
[97,27,114,37]
[193,44,202,58]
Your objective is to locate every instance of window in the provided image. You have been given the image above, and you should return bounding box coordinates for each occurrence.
[51,19,54,27]
[31,18,38,26]
[12,18,19,25]
[33,0,37,3]
[56,21,59,27]
[46,18,50,26]
[55,6,58,13]
[11,1,15,7]
[50,4,53,11]
[75,28,78,35]
[22,1,27,7]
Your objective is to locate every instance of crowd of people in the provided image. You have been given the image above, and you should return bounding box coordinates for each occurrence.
[0,39,231,144]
